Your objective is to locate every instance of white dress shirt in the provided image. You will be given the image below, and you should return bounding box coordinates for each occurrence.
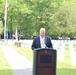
[40,36,45,48]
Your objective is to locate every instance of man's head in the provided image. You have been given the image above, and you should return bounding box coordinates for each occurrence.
[40,28,45,37]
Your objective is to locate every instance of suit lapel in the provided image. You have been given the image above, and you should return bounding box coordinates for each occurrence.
[39,36,41,48]
[45,36,47,45]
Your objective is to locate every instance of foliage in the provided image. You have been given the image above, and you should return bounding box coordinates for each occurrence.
[0,21,3,34]
[0,0,4,21]
[7,0,63,37]
[0,0,76,38]
[52,1,76,37]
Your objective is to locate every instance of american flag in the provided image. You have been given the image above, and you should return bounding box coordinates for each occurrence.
[3,1,8,20]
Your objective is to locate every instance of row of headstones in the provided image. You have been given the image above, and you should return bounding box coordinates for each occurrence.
[52,40,65,61]
[69,41,76,66]
[52,40,76,66]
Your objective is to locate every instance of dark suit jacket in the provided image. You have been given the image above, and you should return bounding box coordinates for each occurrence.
[31,36,53,50]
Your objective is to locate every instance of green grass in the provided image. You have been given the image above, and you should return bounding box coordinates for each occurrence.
[57,44,76,75]
[0,48,13,75]
[15,44,76,75]
[14,46,33,61]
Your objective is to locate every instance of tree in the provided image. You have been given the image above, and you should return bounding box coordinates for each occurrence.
[52,1,76,37]
[0,21,3,39]
[18,0,63,37]
[0,0,4,21]
[0,0,64,39]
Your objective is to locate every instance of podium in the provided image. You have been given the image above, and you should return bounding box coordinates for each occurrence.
[33,48,57,75]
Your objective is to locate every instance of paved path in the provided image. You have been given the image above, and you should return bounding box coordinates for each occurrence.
[0,46,33,75]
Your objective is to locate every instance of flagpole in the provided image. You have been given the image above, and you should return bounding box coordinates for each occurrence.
[4,0,8,44]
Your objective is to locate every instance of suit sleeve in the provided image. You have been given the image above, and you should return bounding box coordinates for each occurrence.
[31,38,36,50]
[49,37,53,48]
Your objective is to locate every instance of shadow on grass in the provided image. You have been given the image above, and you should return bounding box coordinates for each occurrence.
[57,68,76,75]
[0,68,32,75]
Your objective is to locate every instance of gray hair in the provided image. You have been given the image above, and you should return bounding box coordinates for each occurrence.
[40,28,45,32]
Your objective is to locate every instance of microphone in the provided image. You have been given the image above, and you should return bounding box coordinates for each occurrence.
[45,44,48,48]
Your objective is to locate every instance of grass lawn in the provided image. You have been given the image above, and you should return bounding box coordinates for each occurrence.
[57,44,76,75]
[73,45,76,52]
[15,44,76,75]
[14,46,33,61]
[0,48,13,75]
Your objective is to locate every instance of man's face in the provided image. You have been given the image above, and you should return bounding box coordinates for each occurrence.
[40,29,45,37]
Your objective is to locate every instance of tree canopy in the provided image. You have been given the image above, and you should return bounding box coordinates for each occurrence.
[0,0,76,38]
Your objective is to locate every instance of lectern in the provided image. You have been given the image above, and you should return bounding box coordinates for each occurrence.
[33,48,57,75]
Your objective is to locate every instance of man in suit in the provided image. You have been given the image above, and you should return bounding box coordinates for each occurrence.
[31,28,53,50]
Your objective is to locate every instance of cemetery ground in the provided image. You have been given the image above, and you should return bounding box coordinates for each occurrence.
[0,40,76,75]
[0,48,13,75]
